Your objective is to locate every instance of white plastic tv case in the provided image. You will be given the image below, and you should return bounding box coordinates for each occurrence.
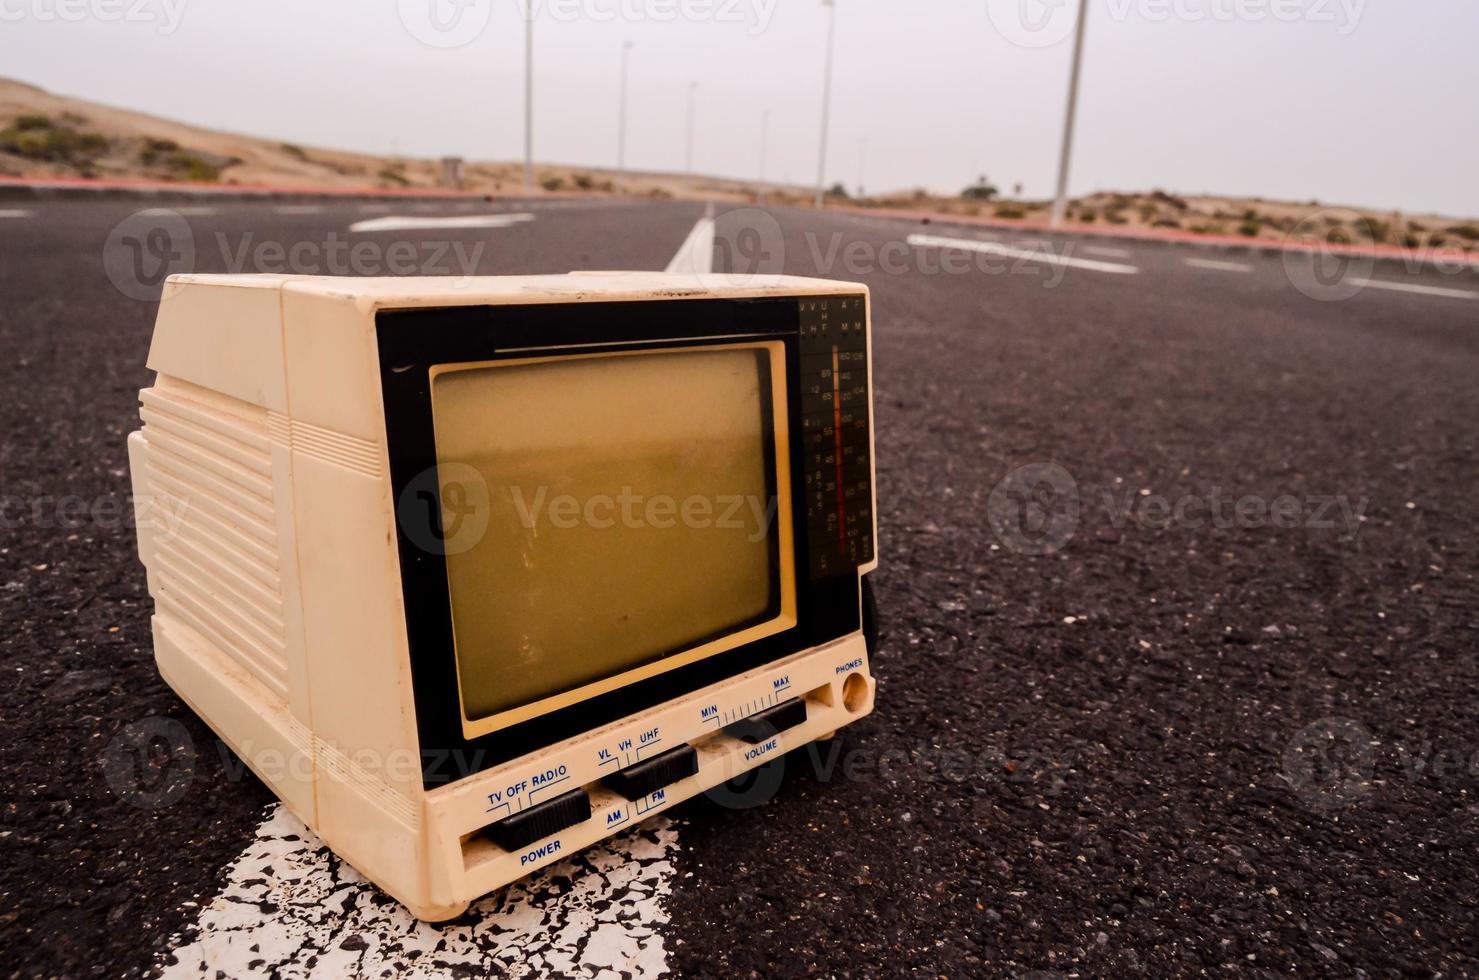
[128,273,878,920]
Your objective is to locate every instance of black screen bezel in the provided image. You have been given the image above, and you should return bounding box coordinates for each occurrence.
[376,298,862,788]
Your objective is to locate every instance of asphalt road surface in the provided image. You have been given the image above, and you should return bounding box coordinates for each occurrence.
[3,195,1477,978]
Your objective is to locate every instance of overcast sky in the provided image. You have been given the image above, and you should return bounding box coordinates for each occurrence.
[4,0,1476,216]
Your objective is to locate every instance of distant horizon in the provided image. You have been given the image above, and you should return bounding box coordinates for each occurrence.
[0,0,1473,224]
[7,74,1470,221]
[6,1,1474,217]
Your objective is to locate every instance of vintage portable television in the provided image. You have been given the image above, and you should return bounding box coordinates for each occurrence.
[127,272,878,920]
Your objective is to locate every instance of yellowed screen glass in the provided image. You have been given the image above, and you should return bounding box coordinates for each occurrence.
[430,344,792,735]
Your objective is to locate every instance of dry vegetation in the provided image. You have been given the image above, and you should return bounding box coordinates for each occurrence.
[4,77,1475,251]
[821,184,1479,251]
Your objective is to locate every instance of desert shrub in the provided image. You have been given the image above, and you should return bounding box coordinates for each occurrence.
[173,153,221,182]
[961,177,997,201]
[1153,217,1181,229]
[136,137,231,181]
[1448,224,1479,241]
[995,204,1025,220]
[378,168,410,186]
[572,172,595,191]
[541,175,566,191]
[1078,208,1097,223]
[1354,217,1389,241]
[1242,208,1260,222]
[139,137,179,165]
[1238,220,1261,237]
[647,187,672,199]
[1104,209,1128,225]
[1407,220,1426,233]
[1402,233,1421,249]
[1151,189,1188,210]
[280,143,308,161]
[0,116,108,164]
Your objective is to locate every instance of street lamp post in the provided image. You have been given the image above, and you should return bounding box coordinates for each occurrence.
[618,41,634,175]
[1050,0,1089,228]
[814,0,837,209]
[524,1,534,194]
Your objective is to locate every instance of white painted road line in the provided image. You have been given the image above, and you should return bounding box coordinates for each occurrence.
[1085,244,1132,259]
[907,232,1140,275]
[142,206,217,217]
[348,213,536,233]
[159,805,678,979]
[664,203,717,276]
[1351,277,1479,301]
[0,208,34,218]
[1185,257,1253,273]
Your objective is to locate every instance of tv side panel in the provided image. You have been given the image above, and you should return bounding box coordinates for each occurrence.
[277,287,428,902]
[132,277,317,820]
[146,276,292,413]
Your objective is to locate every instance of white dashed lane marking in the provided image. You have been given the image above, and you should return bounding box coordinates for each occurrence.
[664,203,716,276]
[1084,244,1132,259]
[1350,277,1478,301]
[1183,257,1254,271]
[159,806,678,979]
[1185,257,1253,273]
[348,213,535,233]
[0,208,35,218]
[907,232,1140,275]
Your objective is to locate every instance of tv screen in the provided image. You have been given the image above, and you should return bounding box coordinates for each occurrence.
[429,343,795,737]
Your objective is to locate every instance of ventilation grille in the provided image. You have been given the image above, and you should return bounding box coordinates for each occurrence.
[316,736,419,828]
[268,412,381,477]
[139,384,289,702]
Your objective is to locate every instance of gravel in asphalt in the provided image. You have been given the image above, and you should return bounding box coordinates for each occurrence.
[3,199,1477,978]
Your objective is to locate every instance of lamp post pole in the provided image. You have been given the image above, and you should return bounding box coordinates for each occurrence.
[813,0,837,209]
[1050,0,1089,228]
